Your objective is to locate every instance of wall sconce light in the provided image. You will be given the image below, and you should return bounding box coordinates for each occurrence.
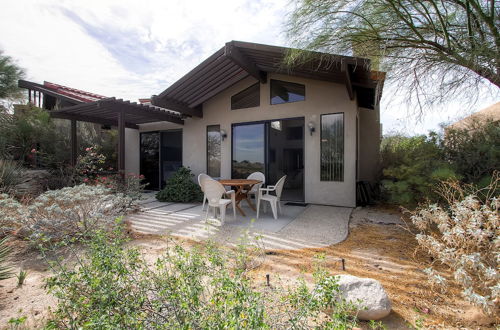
[220,129,227,141]
[307,121,315,136]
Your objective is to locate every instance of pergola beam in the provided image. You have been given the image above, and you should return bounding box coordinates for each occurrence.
[50,112,139,129]
[151,96,203,118]
[224,41,267,84]
[117,111,125,174]
[70,119,77,166]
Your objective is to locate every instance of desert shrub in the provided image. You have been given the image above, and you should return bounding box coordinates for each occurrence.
[443,119,500,186]
[0,185,136,244]
[0,193,25,236]
[380,134,459,206]
[0,237,13,280]
[156,167,203,203]
[409,175,499,314]
[0,159,24,194]
[45,226,359,329]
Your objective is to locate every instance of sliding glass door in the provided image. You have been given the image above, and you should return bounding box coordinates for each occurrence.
[268,118,304,201]
[140,132,160,190]
[140,130,182,190]
[160,130,182,188]
[232,123,266,179]
[232,118,304,201]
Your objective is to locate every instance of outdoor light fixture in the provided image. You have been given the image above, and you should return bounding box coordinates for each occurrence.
[220,129,227,141]
[307,121,316,136]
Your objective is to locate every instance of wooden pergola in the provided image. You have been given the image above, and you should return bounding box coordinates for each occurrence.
[49,97,184,173]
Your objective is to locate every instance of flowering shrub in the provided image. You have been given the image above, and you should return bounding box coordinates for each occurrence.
[409,175,499,314]
[75,146,106,182]
[0,185,136,244]
[93,173,146,201]
[45,226,359,329]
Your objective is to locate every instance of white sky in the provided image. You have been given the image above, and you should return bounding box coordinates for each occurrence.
[1,0,498,135]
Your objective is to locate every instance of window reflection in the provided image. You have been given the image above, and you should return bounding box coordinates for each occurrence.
[320,113,344,181]
[207,125,221,177]
[232,124,265,178]
[270,79,305,105]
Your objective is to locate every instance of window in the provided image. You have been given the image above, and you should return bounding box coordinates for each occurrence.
[207,125,221,177]
[231,83,260,110]
[320,113,344,181]
[270,79,305,105]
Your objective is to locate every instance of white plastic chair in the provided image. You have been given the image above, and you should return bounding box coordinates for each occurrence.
[204,180,236,225]
[256,175,287,220]
[198,173,212,211]
[245,172,265,204]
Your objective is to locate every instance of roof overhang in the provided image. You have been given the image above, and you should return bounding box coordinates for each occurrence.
[49,98,184,129]
[152,41,386,115]
[19,80,83,106]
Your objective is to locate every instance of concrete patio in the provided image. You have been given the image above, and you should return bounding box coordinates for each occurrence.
[126,193,352,250]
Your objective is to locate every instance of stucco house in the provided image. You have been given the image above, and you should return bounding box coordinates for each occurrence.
[19,41,384,207]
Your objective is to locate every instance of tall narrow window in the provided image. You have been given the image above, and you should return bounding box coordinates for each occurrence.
[270,79,305,105]
[320,113,344,181]
[231,83,260,110]
[207,125,221,177]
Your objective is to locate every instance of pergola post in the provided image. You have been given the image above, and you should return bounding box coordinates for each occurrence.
[70,119,77,166]
[118,110,125,175]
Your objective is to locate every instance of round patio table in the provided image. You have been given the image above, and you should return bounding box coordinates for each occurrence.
[218,179,262,216]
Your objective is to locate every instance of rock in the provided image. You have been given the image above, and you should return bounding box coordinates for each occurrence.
[336,275,391,321]
[14,169,51,197]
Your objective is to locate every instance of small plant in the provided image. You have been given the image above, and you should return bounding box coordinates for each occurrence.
[0,237,13,280]
[0,160,24,194]
[156,167,203,203]
[16,269,27,287]
[8,316,27,329]
[45,225,359,328]
[409,173,499,315]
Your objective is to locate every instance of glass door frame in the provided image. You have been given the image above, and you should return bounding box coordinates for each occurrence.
[139,128,183,190]
[231,116,305,202]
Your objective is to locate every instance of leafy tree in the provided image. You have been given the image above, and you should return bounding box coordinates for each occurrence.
[0,51,25,102]
[286,0,500,109]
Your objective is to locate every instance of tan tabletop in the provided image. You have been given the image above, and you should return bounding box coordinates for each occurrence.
[218,179,262,216]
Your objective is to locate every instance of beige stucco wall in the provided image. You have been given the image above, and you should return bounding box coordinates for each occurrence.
[128,73,360,206]
[357,107,381,183]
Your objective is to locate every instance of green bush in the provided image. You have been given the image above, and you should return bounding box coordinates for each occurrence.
[443,119,500,186]
[45,226,360,329]
[156,167,203,203]
[380,134,459,206]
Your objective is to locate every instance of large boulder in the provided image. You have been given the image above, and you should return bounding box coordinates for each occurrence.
[337,275,391,320]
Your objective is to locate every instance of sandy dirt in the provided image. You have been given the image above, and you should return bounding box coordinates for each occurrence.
[0,207,497,329]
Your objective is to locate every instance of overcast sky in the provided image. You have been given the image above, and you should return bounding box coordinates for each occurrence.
[1,0,498,134]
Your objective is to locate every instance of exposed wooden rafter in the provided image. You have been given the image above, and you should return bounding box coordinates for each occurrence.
[224,41,267,84]
[341,60,354,101]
